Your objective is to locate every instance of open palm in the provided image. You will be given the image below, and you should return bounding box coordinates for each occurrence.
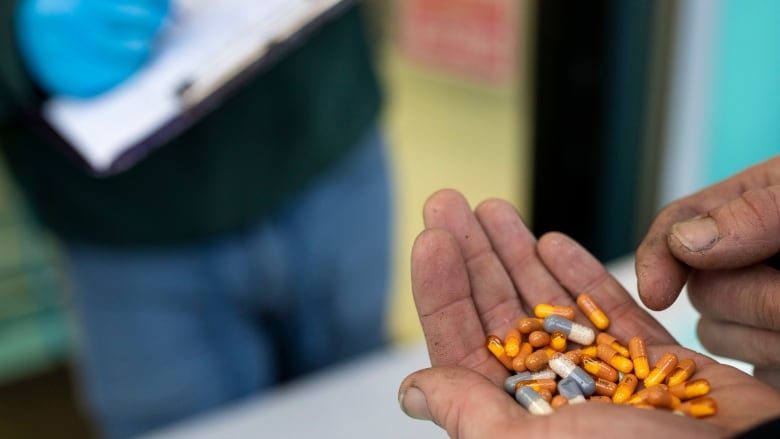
[400,189,780,438]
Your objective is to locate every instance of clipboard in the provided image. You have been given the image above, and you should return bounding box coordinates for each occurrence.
[41,0,356,176]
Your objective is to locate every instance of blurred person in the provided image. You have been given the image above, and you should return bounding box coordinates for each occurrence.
[0,1,392,438]
[398,189,780,438]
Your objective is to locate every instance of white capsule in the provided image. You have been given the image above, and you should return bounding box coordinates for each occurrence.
[515,386,554,415]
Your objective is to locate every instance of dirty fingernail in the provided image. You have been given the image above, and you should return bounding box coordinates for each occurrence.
[399,386,432,420]
[672,216,719,252]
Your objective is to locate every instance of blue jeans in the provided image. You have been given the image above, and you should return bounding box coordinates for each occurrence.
[61,128,392,439]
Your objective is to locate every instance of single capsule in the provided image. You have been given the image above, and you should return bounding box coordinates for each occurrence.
[645,352,679,388]
[576,293,610,330]
[557,377,587,404]
[593,378,617,397]
[669,378,711,400]
[528,330,551,348]
[486,335,514,370]
[676,396,717,418]
[666,358,697,386]
[612,373,639,403]
[543,315,595,346]
[504,328,522,357]
[550,330,567,352]
[580,345,598,358]
[515,385,554,415]
[504,372,533,394]
[581,355,619,382]
[548,352,596,395]
[534,303,577,321]
[596,332,630,358]
[550,394,569,409]
[511,342,534,372]
[628,384,668,405]
[564,348,583,365]
[518,317,544,334]
[646,385,681,410]
[597,343,634,374]
[525,349,550,372]
[628,335,650,379]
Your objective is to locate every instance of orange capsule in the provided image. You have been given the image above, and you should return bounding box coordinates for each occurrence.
[594,378,617,397]
[525,349,550,372]
[677,396,717,418]
[551,394,569,409]
[537,388,553,402]
[646,385,681,410]
[580,345,598,358]
[511,342,534,372]
[504,328,522,357]
[645,352,679,388]
[528,330,551,348]
[534,303,577,321]
[596,332,630,358]
[597,344,634,374]
[628,336,650,379]
[666,358,696,386]
[669,378,711,400]
[515,379,558,394]
[628,384,668,405]
[576,293,610,330]
[564,348,583,365]
[486,335,514,370]
[612,373,639,403]
[589,395,613,403]
[517,317,544,334]
[550,331,568,352]
[581,355,619,382]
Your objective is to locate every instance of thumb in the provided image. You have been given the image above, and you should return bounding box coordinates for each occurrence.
[669,185,780,269]
[398,366,526,438]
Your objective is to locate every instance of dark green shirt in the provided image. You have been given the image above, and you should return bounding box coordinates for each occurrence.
[0,3,382,247]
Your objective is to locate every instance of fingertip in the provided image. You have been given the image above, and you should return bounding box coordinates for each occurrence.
[399,384,432,421]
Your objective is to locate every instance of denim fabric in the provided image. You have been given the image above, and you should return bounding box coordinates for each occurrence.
[61,127,392,439]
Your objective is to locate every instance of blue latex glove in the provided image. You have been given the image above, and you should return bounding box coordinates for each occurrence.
[15,0,170,98]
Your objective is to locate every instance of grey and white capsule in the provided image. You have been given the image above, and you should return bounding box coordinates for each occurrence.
[548,352,596,396]
[557,377,587,404]
[543,315,595,345]
[514,385,554,415]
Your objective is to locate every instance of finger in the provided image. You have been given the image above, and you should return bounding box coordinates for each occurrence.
[398,366,528,438]
[635,202,696,311]
[636,156,780,311]
[668,185,780,269]
[537,232,676,345]
[423,190,523,336]
[688,266,780,331]
[473,199,570,313]
[410,229,508,382]
[753,368,780,391]
[696,318,780,369]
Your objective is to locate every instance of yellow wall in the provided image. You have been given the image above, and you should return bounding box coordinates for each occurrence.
[379,11,535,344]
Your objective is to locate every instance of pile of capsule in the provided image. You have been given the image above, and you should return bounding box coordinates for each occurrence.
[486,293,717,417]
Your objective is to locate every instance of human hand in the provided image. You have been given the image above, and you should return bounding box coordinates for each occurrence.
[636,156,780,389]
[15,0,170,97]
[399,189,780,438]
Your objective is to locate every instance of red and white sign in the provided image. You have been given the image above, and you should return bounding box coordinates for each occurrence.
[396,0,522,85]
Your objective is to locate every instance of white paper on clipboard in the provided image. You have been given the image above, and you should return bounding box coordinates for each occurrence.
[42,0,352,175]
